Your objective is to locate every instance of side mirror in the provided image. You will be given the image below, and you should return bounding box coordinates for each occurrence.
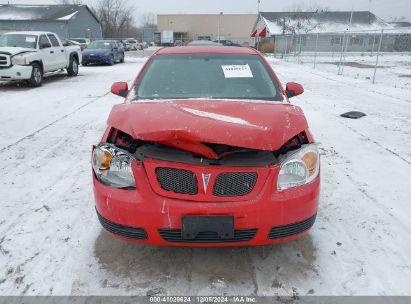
[111,82,129,98]
[40,42,51,49]
[285,82,304,98]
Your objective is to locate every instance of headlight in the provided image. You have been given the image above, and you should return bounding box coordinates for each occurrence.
[11,56,28,65]
[92,144,135,189]
[277,144,319,190]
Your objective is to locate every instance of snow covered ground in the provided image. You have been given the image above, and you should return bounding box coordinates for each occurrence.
[272,52,411,90]
[0,52,411,296]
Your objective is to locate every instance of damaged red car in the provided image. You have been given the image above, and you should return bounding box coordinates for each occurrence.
[92,46,320,247]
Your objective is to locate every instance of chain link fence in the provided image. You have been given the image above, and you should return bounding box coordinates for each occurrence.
[127,30,411,88]
[266,28,411,85]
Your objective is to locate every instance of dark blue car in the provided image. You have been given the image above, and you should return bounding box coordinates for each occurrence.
[212,39,242,47]
[82,40,125,66]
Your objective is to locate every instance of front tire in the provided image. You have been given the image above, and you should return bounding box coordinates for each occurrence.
[28,63,43,87]
[67,57,79,76]
[108,55,114,66]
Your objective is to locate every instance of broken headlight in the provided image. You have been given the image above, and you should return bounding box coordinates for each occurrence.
[277,144,319,191]
[92,144,135,189]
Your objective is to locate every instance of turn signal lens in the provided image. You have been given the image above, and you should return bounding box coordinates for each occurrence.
[303,152,318,176]
[93,148,112,170]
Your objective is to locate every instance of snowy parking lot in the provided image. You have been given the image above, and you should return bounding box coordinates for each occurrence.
[0,52,411,296]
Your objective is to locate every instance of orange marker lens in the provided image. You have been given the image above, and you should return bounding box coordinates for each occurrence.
[94,148,112,170]
[302,152,318,176]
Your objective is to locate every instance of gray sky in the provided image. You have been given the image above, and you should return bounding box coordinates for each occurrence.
[3,0,411,23]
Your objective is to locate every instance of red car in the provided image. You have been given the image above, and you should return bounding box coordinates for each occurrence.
[92,46,320,247]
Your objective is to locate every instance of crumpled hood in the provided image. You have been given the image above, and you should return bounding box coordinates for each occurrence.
[82,49,110,56]
[107,99,309,152]
[0,47,36,56]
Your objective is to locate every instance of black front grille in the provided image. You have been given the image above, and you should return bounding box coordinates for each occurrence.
[96,210,148,240]
[156,167,198,195]
[159,229,258,243]
[213,172,257,197]
[268,214,316,240]
[0,55,8,66]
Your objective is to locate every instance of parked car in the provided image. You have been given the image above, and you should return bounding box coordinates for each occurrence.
[0,31,81,87]
[174,39,184,46]
[124,39,139,51]
[213,39,241,47]
[109,38,128,49]
[63,40,81,47]
[92,46,320,247]
[69,38,90,50]
[188,40,221,46]
[82,40,124,66]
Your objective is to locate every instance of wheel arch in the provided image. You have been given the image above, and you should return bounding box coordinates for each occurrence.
[30,60,44,72]
[69,52,79,63]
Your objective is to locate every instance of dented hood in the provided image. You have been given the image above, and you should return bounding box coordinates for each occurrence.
[0,47,36,56]
[107,99,308,152]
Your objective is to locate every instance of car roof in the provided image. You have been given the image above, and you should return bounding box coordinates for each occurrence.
[188,40,221,45]
[92,40,116,43]
[156,46,258,55]
[4,31,56,36]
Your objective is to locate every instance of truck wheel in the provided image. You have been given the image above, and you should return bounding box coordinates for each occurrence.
[28,63,43,87]
[67,57,79,76]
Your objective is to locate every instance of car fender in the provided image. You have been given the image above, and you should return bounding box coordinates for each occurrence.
[17,52,44,71]
[29,59,44,72]
[12,51,41,63]
[68,51,81,65]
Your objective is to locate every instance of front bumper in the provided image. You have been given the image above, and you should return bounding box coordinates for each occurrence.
[0,65,32,81]
[93,160,320,247]
[82,55,111,64]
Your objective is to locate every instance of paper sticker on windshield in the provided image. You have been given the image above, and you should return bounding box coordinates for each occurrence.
[221,64,253,78]
[25,37,36,43]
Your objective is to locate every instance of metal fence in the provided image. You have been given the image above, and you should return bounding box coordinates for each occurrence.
[126,30,411,86]
[267,28,411,84]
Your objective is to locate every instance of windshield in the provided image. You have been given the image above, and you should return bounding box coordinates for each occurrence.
[87,41,112,49]
[71,38,86,43]
[0,34,38,49]
[134,54,282,101]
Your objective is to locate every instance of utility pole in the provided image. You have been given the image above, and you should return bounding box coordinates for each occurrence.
[257,0,261,14]
[372,29,384,84]
[314,33,319,69]
[340,8,354,75]
[217,12,223,43]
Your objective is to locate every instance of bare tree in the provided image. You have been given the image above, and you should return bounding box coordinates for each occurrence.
[391,16,407,22]
[92,0,136,38]
[279,4,329,34]
[141,12,156,28]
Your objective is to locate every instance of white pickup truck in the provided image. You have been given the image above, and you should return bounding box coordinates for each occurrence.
[0,31,82,87]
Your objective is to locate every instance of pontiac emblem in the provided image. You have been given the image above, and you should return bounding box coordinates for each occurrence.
[202,173,212,193]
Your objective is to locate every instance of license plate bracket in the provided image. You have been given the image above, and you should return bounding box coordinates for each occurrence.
[182,216,234,240]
